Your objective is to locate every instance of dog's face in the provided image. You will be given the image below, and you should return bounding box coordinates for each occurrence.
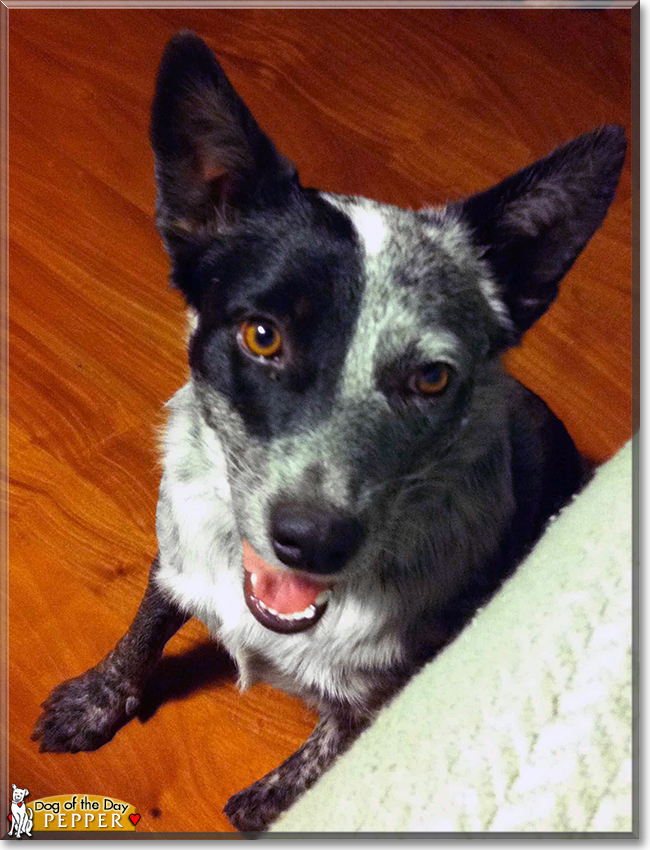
[151,34,624,632]
[12,786,28,804]
[183,195,508,565]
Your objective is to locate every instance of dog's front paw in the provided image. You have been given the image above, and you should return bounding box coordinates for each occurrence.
[224,775,294,833]
[32,664,140,753]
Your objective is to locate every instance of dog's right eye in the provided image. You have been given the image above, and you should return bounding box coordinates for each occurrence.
[408,363,451,396]
[239,319,283,359]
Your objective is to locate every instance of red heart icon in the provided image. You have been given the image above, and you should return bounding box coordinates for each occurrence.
[7,814,11,823]
[129,813,141,826]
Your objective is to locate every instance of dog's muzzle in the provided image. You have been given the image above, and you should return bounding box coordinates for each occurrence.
[242,503,364,634]
[242,540,333,634]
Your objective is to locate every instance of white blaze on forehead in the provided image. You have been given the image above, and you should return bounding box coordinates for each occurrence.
[349,205,388,257]
[337,201,407,400]
[340,245,466,400]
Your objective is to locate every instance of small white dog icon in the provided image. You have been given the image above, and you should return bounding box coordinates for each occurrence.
[9,785,33,838]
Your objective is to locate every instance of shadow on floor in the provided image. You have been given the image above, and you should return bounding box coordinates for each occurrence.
[138,642,238,722]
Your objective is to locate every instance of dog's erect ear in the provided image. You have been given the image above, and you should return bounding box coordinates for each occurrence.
[150,32,297,248]
[458,125,626,342]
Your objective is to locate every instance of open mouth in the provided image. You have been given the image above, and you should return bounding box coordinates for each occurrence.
[242,540,332,634]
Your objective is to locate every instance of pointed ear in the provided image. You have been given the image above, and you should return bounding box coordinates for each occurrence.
[458,125,626,341]
[150,32,297,248]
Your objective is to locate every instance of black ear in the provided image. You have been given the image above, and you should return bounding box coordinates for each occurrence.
[459,125,626,341]
[150,32,297,249]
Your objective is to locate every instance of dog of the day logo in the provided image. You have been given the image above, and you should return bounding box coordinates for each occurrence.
[8,786,33,839]
[7,789,140,836]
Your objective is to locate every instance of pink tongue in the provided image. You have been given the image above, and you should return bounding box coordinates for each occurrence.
[243,540,325,615]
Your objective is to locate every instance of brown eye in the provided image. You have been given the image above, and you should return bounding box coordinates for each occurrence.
[410,363,451,396]
[240,319,283,359]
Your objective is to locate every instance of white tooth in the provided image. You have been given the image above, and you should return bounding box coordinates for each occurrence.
[268,607,279,616]
[250,573,257,587]
[258,599,268,612]
[316,590,332,606]
[304,605,317,619]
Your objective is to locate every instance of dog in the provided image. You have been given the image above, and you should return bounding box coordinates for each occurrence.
[32,32,626,832]
[9,785,34,839]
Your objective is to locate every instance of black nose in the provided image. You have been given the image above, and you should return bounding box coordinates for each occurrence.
[270,501,365,575]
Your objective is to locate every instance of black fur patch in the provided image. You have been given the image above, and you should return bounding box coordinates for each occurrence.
[186,191,364,440]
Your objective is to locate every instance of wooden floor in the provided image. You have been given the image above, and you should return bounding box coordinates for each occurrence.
[7,7,633,835]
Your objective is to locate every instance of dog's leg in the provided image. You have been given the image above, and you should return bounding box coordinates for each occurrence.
[32,555,188,753]
[224,703,368,832]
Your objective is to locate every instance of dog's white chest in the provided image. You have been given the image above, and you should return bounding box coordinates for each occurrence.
[156,519,404,706]
[154,384,406,707]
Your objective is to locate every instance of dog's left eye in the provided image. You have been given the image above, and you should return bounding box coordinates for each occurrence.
[408,363,451,396]
[239,319,283,359]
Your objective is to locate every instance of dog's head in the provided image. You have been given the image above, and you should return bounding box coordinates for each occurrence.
[12,786,28,804]
[151,33,625,632]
